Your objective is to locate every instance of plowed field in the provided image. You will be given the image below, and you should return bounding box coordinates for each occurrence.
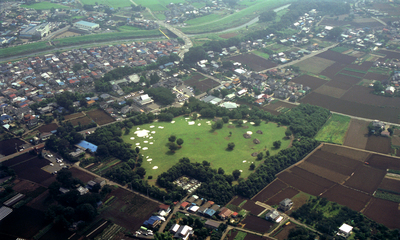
[252,179,288,202]
[363,198,400,229]
[365,136,391,154]
[321,184,371,211]
[344,165,386,194]
[367,154,400,170]
[266,187,299,206]
[378,178,400,193]
[343,119,369,149]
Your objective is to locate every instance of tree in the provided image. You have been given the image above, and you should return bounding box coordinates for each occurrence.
[96,145,109,157]
[222,116,229,123]
[249,163,255,170]
[285,129,292,139]
[218,167,225,175]
[273,140,281,149]
[168,142,178,152]
[232,170,241,180]
[257,152,263,160]
[192,113,198,120]
[227,142,235,150]
[237,120,243,127]
[76,203,96,221]
[56,169,73,188]
[259,10,277,22]
[176,138,184,147]
[373,81,385,93]
[168,135,176,142]
[266,150,270,157]
[328,27,343,40]
[136,167,146,178]
[254,118,261,126]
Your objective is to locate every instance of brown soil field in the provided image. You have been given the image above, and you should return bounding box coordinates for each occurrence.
[392,135,400,146]
[69,167,95,183]
[331,73,362,85]
[185,77,219,93]
[0,138,25,156]
[273,223,297,240]
[305,149,362,175]
[266,187,299,206]
[314,85,347,98]
[277,171,328,196]
[344,165,386,194]
[363,198,400,229]
[26,189,51,212]
[367,154,400,171]
[100,187,159,231]
[241,200,266,215]
[219,33,238,39]
[288,167,336,188]
[321,184,371,211]
[293,56,335,74]
[373,3,400,16]
[230,196,248,206]
[227,229,239,240]
[379,178,400,193]
[242,215,275,233]
[320,144,371,161]
[299,92,400,123]
[67,116,93,127]
[244,232,274,240]
[340,69,366,78]
[2,153,55,187]
[86,109,115,126]
[298,161,348,183]
[349,61,374,71]
[325,79,353,90]
[364,72,389,81]
[378,49,400,62]
[291,74,327,90]
[343,119,369,149]
[12,179,41,193]
[258,101,295,116]
[37,123,58,133]
[0,206,48,239]
[317,50,357,64]
[365,136,391,154]
[185,73,204,82]
[340,85,400,108]
[64,112,85,120]
[252,179,288,202]
[320,62,346,78]
[228,53,277,71]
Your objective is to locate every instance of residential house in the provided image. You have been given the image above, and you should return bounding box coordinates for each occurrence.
[265,209,283,223]
[218,207,233,220]
[204,220,220,229]
[279,198,293,212]
[337,223,353,238]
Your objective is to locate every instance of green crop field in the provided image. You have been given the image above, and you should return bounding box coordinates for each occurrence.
[0,42,52,58]
[315,114,351,145]
[252,50,269,59]
[21,2,70,10]
[81,0,132,8]
[122,116,290,179]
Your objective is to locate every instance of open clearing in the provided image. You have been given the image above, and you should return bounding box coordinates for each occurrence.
[228,53,277,71]
[315,114,351,145]
[343,119,369,149]
[293,56,335,74]
[122,116,290,179]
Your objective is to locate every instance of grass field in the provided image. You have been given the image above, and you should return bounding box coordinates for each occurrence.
[134,0,186,12]
[21,2,69,10]
[122,116,290,179]
[185,14,222,25]
[315,114,351,145]
[118,25,141,32]
[0,42,52,58]
[81,0,132,8]
[252,50,269,59]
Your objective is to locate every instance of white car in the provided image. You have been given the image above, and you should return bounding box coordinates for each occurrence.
[60,163,65,166]
[56,158,63,163]
[50,163,54,166]
[47,154,53,158]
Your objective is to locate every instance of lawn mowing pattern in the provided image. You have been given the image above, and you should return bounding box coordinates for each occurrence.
[363,198,400,229]
[291,74,327,90]
[121,116,289,179]
[378,178,400,193]
[252,179,288,202]
[315,114,350,145]
[343,165,386,194]
[242,215,275,233]
[266,187,299,206]
[228,53,277,71]
[321,184,372,212]
[299,92,400,123]
[365,136,391,154]
[86,109,115,125]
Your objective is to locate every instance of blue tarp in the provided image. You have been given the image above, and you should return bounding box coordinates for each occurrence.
[77,140,98,152]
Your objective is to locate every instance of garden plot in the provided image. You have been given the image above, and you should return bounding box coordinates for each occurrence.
[293,56,335,74]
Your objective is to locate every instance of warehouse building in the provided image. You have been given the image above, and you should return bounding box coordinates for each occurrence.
[20,23,50,38]
[73,21,99,31]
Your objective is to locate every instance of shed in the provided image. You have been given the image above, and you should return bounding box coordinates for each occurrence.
[337,223,353,238]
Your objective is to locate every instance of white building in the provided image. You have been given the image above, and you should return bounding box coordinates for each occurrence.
[337,223,353,238]
[74,21,99,31]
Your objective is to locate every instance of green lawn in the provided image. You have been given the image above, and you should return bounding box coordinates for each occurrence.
[252,50,269,59]
[234,231,247,240]
[80,0,132,8]
[185,14,222,25]
[118,25,141,32]
[121,116,290,179]
[21,2,70,9]
[315,114,351,145]
[0,41,52,58]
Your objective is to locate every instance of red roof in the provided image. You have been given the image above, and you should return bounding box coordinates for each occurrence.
[159,204,170,210]
[180,202,189,208]
[232,212,238,216]
[9,94,16,98]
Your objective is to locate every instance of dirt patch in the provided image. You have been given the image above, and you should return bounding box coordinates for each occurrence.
[64,112,85,120]
[297,161,348,183]
[251,152,258,157]
[293,56,336,74]
[320,62,346,78]
[243,134,251,139]
[317,50,357,64]
[86,109,115,126]
[12,179,40,193]
[291,74,327,90]
[241,200,266,215]
[344,165,386,194]
[363,198,400,229]
[273,223,297,240]
[364,72,389,82]
[266,187,299,207]
[69,166,95,183]
[343,119,369,149]
[230,196,248,206]
[325,79,353,90]
[320,144,371,162]
[321,184,372,212]
[365,136,391,154]
[228,125,235,128]
[392,136,400,147]
[228,53,277,71]
[277,170,330,196]
[37,123,58,133]
[0,138,26,156]
[242,215,274,233]
[54,31,81,39]
[252,179,288,202]
[314,85,347,98]
[256,130,263,134]
[219,32,238,39]
[66,116,93,127]
[259,101,296,116]
[379,178,400,193]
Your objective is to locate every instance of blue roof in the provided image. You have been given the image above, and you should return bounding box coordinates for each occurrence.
[205,209,216,216]
[76,21,99,27]
[0,115,13,121]
[143,216,163,226]
[77,140,98,152]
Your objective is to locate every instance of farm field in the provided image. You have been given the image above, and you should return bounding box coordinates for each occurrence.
[184,74,219,93]
[37,123,58,133]
[99,187,159,231]
[185,14,222,25]
[258,101,296,116]
[266,187,299,206]
[293,56,335,74]
[363,198,400,229]
[86,108,115,125]
[241,215,275,233]
[121,116,290,179]
[21,2,69,9]
[313,84,347,98]
[343,119,369,149]
[290,74,327,90]
[314,114,351,145]
[252,179,288,202]
[0,138,25,156]
[241,200,265,215]
[321,184,372,212]
[272,222,298,240]
[228,53,277,71]
[378,178,400,193]
[64,112,85,120]
[66,116,93,127]
[344,165,386,194]
[80,0,132,8]
[366,154,400,171]
[365,136,391,154]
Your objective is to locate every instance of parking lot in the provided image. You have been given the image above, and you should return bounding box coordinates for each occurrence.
[41,151,69,174]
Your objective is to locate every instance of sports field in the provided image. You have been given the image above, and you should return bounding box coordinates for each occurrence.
[121,116,289,179]
[315,114,351,145]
